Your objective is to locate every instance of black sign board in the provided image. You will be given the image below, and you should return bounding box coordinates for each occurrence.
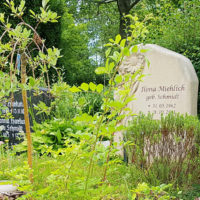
[0,88,52,145]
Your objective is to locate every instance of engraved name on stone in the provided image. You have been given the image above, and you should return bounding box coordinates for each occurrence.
[140,84,186,115]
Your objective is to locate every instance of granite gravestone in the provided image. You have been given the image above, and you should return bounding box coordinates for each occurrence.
[0,88,52,145]
[114,44,199,155]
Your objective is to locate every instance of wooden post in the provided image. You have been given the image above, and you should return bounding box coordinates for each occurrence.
[21,52,33,183]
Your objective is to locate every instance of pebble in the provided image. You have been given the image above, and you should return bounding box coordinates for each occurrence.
[0,184,17,193]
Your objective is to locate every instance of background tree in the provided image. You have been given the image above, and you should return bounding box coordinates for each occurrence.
[96,0,142,38]
[59,9,97,85]
[65,0,119,76]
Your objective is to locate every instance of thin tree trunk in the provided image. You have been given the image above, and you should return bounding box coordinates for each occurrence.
[21,52,33,183]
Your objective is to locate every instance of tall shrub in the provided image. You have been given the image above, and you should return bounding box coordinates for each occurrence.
[0,0,61,182]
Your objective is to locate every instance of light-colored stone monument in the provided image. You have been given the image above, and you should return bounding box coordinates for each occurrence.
[114,44,199,155]
[131,44,198,118]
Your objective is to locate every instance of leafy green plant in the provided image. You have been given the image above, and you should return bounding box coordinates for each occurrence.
[14,118,88,154]
[49,81,103,119]
[132,182,177,200]
[50,82,78,119]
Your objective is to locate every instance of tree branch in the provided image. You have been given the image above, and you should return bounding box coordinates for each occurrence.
[129,0,141,11]
[94,0,116,5]
[17,22,47,52]
[95,0,117,15]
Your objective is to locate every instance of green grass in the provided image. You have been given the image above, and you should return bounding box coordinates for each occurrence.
[0,151,199,199]
[0,153,136,199]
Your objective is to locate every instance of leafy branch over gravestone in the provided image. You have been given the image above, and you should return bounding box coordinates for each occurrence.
[0,0,61,182]
[67,15,148,190]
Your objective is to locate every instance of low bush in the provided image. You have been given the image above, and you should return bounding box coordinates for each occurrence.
[14,118,86,154]
[125,112,200,187]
